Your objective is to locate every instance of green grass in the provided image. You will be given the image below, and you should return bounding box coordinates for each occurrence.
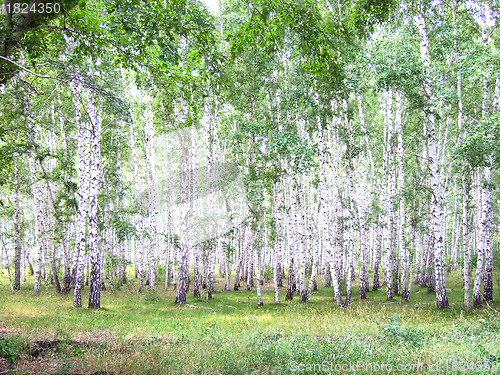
[0,268,499,374]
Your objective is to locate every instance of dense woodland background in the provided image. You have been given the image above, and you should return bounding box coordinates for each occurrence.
[0,0,499,314]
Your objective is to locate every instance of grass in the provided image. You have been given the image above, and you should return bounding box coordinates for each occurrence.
[0,267,499,374]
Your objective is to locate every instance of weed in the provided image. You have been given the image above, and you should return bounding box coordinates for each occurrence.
[0,335,25,365]
[376,313,423,346]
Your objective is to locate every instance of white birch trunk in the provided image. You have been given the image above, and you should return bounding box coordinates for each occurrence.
[479,4,493,302]
[193,244,201,298]
[356,94,370,298]
[273,181,283,303]
[87,87,103,309]
[297,176,307,302]
[255,231,263,305]
[175,97,191,304]
[27,106,45,296]
[72,91,90,306]
[395,90,408,300]
[372,227,382,290]
[144,96,157,289]
[462,174,471,311]
[417,10,448,308]
[207,243,216,298]
[224,244,231,291]
[13,159,21,290]
[1,221,14,293]
[381,90,394,300]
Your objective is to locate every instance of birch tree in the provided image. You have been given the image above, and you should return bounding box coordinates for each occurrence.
[87,86,103,309]
[72,76,91,307]
[417,6,449,308]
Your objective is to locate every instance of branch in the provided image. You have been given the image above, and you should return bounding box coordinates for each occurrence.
[185,304,214,310]
[0,55,67,82]
[482,293,500,315]
[11,0,44,37]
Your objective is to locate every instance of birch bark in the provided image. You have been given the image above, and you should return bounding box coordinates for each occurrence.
[71,89,90,306]
[175,98,191,304]
[381,90,394,300]
[395,90,408,300]
[144,96,157,289]
[13,158,21,290]
[26,99,45,296]
[417,9,449,308]
[479,4,493,303]
[273,181,283,303]
[87,87,103,309]
[462,173,471,311]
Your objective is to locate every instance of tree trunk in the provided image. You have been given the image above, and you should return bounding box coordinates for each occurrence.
[144,96,157,289]
[246,236,254,290]
[224,248,231,292]
[27,110,45,296]
[395,90,408,300]
[273,181,283,303]
[0,221,14,293]
[381,89,394,301]
[462,172,471,311]
[13,160,21,290]
[255,240,263,306]
[479,4,493,303]
[234,226,244,290]
[286,257,294,300]
[207,243,216,299]
[482,166,493,302]
[72,78,91,307]
[175,106,191,304]
[297,180,308,302]
[176,245,190,304]
[417,9,448,308]
[193,245,201,298]
[87,88,103,309]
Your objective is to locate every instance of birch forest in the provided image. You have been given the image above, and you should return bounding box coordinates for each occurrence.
[0,0,499,373]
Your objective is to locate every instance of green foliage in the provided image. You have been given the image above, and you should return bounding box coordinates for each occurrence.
[263,264,274,281]
[350,0,397,36]
[0,1,498,372]
[368,25,422,102]
[377,313,423,346]
[228,0,394,89]
[157,263,165,279]
[0,335,25,365]
[222,242,236,257]
[104,253,122,274]
[111,216,136,241]
[454,114,500,169]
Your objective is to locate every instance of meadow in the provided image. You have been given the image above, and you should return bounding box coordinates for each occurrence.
[0,269,499,374]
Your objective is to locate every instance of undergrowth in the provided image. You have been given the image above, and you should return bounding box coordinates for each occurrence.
[0,268,498,374]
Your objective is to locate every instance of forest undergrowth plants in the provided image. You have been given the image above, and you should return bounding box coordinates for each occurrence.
[0,335,25,365]
[200,321,224,349]
[477,344,498,367]
[376,313,424,346]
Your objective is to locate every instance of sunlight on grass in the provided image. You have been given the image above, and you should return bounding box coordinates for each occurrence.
[0,268,499,374]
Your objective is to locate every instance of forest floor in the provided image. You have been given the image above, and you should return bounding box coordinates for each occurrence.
[0,269,499,374]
